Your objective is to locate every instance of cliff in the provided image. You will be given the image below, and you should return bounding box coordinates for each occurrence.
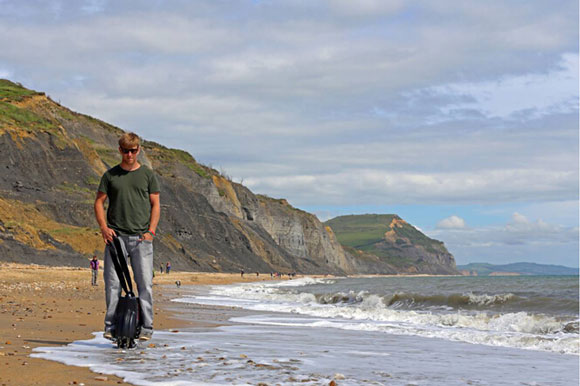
[0,80,457,275]
[325,214,458,274]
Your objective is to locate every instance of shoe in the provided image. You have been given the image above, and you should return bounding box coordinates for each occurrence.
[139,328,153,341]
[103,329,115,341]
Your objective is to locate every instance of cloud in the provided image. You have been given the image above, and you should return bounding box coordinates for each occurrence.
[436,216,467,229]
[421,53,579,121]
[243,167,578,206]
[0,0,576,214]
[428,213,579,249]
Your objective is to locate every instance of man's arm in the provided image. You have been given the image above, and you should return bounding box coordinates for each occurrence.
[94,191,116,243]
[142,192,160,241]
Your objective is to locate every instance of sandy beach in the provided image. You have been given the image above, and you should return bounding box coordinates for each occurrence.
[0,262,272,386]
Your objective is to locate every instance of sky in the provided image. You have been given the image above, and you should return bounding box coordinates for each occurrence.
[1,0,578,267]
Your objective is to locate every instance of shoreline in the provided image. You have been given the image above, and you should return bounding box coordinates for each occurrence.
[0,263,276,386]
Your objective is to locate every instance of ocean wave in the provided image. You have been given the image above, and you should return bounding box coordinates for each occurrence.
[385,291,518,310]
[174,280,579,355]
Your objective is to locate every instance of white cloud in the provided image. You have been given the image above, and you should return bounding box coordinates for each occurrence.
[436,216,467,229]
[416,53,578,122]
[0,68,12,78]
[243,168,578,206]
[428,213,578,249]
[0,0,577,217]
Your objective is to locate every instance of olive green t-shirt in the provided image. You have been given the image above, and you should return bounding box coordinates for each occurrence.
[97,165,160,235]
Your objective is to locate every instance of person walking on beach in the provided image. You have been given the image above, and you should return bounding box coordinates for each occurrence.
[94,132,160,342]
[90,255,99,286]
[165,261,171,274]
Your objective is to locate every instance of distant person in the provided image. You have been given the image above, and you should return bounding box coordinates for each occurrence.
[166,261,171,274]
[94,132,160,342]
[90,255,99,286]
[241,269,244,278]
[256,272,259,277]
[160,264,164,274]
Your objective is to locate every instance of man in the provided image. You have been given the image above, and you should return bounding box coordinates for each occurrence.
[94,132,160,341]
[90,255,99,286]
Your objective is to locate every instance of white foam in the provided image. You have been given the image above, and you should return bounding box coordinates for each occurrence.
[173,280,579,355]
[32,321,579,386]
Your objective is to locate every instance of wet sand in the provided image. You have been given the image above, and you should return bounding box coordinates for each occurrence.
[0,262,273,386]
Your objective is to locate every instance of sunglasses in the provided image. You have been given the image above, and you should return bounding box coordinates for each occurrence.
[120,147,139,154]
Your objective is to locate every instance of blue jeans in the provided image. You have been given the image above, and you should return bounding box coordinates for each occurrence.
[103,235,154,331]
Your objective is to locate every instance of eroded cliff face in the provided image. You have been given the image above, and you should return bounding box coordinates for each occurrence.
[0,80,354,273]
[0,80,457,275]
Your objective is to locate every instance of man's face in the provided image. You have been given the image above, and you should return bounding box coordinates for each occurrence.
[119,145,140,164]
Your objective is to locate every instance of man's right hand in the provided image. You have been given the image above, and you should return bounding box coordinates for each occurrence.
[100,227,117,244]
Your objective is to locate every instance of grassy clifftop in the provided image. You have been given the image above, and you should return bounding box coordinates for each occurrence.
[325,214,445,254]
[325,214,456,273]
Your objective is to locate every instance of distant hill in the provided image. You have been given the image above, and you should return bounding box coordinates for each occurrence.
[325,214,458,275]
[457,262,579,276]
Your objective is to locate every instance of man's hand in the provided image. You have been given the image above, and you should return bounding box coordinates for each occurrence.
[100,226,117,244]
[139,232,154,242]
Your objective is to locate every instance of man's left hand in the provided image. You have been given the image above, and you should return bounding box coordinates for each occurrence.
[140,232,154,242]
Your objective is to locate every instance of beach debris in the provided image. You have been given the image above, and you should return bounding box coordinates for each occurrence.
[329,381,337,386]
[181,346,186,350]
[147,343,156,348]
[5,341,11,345]
[240,354,248,358]
[334,373,346,380]
[94,376,108,381]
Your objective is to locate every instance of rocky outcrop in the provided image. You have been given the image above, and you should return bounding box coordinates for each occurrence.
[325,214,458,275]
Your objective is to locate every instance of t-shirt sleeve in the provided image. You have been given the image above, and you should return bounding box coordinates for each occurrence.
[149,171,160,194]
[97,172,109,194]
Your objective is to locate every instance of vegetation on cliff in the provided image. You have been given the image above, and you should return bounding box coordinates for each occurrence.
[326,214,458,274]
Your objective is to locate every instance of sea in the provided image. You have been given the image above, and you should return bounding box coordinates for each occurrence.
[33,275,580,385]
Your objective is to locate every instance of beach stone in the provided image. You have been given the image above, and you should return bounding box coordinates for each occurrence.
[94,376,108,381]
[334,373,346,380]
[147,343,156,348]
[329,381,337,386]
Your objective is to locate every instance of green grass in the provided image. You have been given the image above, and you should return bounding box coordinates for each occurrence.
[95,148,120,169]
[55,182,93,195]
[326,214,444,254]
[325,214,397,249]
[0,102,58,131]
[0,79,42,101]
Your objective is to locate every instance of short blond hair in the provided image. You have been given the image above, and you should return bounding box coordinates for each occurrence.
[119,132,140,148]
